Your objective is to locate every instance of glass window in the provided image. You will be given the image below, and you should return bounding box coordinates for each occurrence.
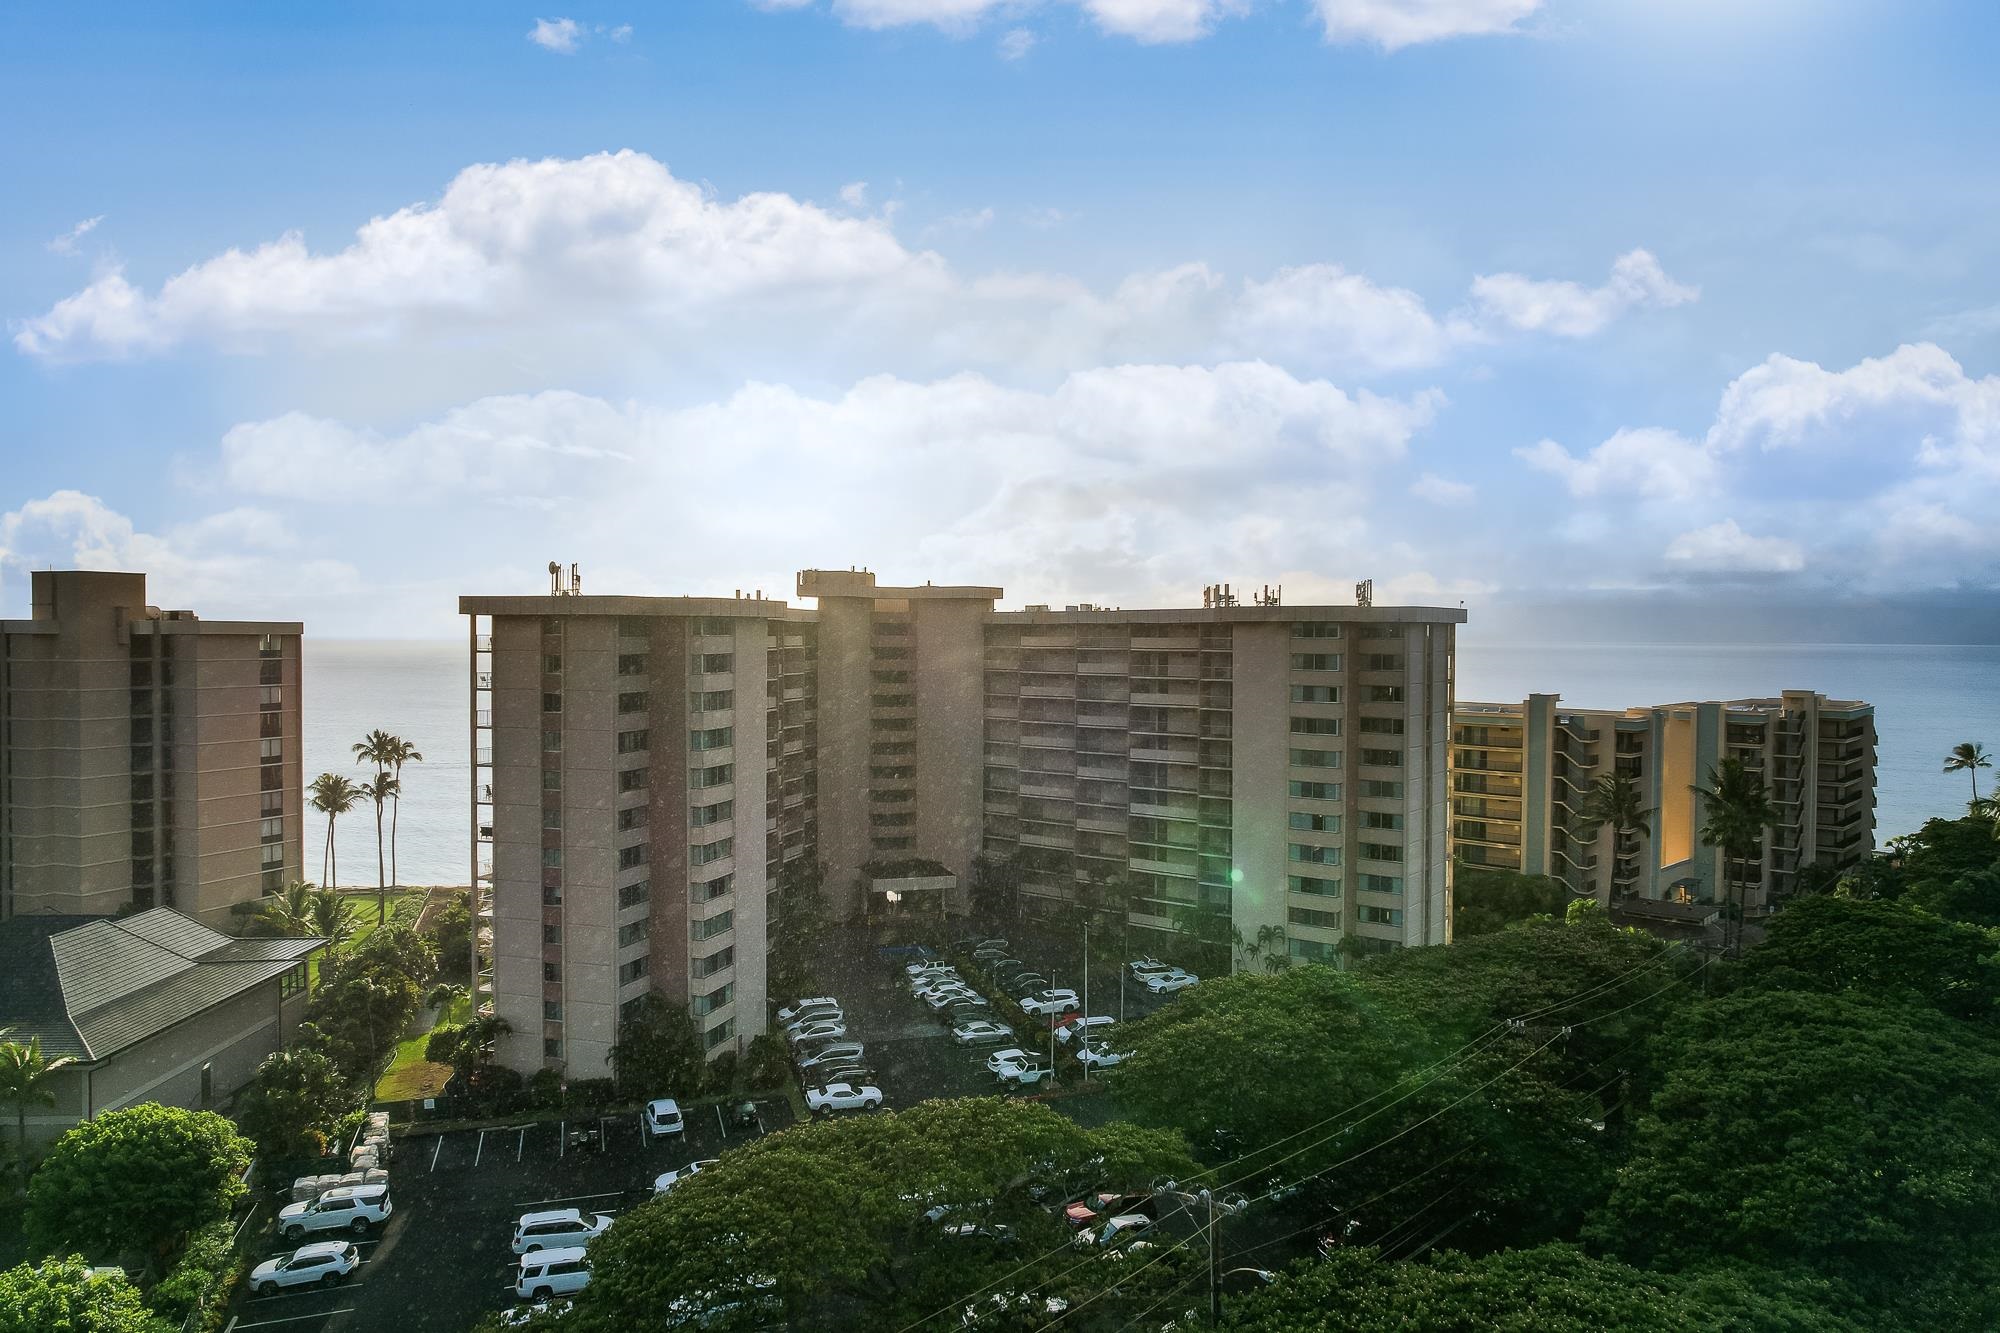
[1359,717,1405,735]
[1288,906,1342,931]
[1360,874,1404,896]
[1288,875,1341,898]
[1289,685,1340,703]
[617,729,650,754]
[1289,780,1340,800]
[1288,812,1340,832]
[1289,748,1341,769]
[1358,904,1404,925]
[1290,717,1340,736]
[1290,653,1341,672]
[1291,624,1342,639]
[1359,842,1403,863]
[618,691,649,713]
[618,880,651,910]
[1360,748,1402,767]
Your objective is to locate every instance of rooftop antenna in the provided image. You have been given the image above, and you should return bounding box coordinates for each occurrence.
[1355,579,1373,608]
[570,563,581,596]
[548,561,561,596]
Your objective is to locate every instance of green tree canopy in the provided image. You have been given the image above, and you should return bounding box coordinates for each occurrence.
[0,1255,171,1333]
[1220,1244,1867,1333]
[236,1046,348,1162]
[26,1105,253,1269]
[565,1098,1196,1332]
[766,858,830,1009]
[1586,989,2000,1306]
[1736,894,2000,1022]
[608,994,705,1097]
[1450,865,1567,938]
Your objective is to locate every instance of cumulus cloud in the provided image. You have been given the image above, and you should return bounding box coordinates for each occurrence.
[1663,519,1804,574]
[46,215,104,257]
[12,150,1680,382]
[528,17,584,51]
[1516,427,1717,501]
[1410,472,1474,506]
[1469,249,1698,338]
[839,180,870,208]
[1079,0,1251,44]
[1313,0,1543,49]
[997,26,1037,58]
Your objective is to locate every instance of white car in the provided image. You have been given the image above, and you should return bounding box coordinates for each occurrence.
[806,1082,883,1113]
[644,1098,686,1139]
[1127,957,1171,977]
[277,1184,392,1240]
[984,1047,1032,1073]
[1055,1016,1116,1046]
[654,1159,720,1195]
[1020,990,1081,1017]
[1076,1045,1132,1068]
[910,972,964,995]
[1077,1213,1156,1249]
[513,1208,613,1254]
[787,1019,848,1044]
[514,1246,591,1301]
[951,1019,1015,1045]
[797,1041,864,1069]
[777,997,839,1022]
[248,1241,358,1295]
[784,1009,844,1035]
[994,1057,1055,1087]
[925,987,981,1011]
[906,961,957,978]
[1142,969,1199,994]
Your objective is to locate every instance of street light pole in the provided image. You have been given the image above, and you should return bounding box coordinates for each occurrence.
[1082,914,1090,1085]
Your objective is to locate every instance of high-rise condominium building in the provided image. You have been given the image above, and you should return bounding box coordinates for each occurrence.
[1,571,305,925]
[464,571,1461,1075]
[1451,690,1875,931]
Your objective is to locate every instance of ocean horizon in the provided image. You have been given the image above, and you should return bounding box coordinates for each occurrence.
[304,636,2000,891]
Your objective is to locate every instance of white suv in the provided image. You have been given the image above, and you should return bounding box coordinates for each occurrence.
[514,1246,591,1301]
[644,1097,685,1139]
[278,1184,392,1240]
[248,1241,359,1294]
[512,1208,613,1254]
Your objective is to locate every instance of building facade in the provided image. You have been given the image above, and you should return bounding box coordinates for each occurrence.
[1451,690,1876,929]
[1,571,305,925]
[465,571,1461,1075]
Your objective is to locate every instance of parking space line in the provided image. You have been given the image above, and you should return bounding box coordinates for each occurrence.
[517,1127,526,1163]
[512,1189,628,1209]
[233,1309,355,1328]
[474,1128,488,1167]
[430,1135,443,1172]
[557,1120,565,1158]
[250,1283,367,1302]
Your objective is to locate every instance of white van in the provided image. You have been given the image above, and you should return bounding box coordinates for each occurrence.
[514,1245,592,1301]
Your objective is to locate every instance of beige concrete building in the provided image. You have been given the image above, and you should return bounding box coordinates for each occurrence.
[1,571,305,925]
[1451,690,1876,932]
[465,571,1461,1074]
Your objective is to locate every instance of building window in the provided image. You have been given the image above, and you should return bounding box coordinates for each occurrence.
[694,653,734,675]
[543,924,562,944]
[1359,717,1405,736]
[1359,842,1403,863]
[544,1038,563,1058]
[542,848,563,869]
[617,806,649,832]
[1288,843,1342,866]
[693,946,735,978]
[690,837,733,867]
[260,738,283,761]
[619,997,649,1024]
[1363,811,1404,831]
[1290,937,1339,964]
[543,885,563,906]
[542,730,562,752]
[1360,874,1404,896]
[690,726,733,752]
[1291,624,1342,639]
[1369,685,1405,703]
[544,1000,563,1021]
[704,1018,736,1051]
[1357,905,1404,926]
[616,729,651,754]
[1288,906,1342,932]
[618,956,649,986]
[697,616,734,635]
[1359,748,1403,767]
[692,800,733,828]
[690,689,734,712]
[542,807,562,830]
[695,873,733,902]
[617,845,648,870]
[618,880,651,910]
[693,982,735,1018]
[1288,812,1340,833]
[691,763,735,789]
[544,654,563,674]
[1290,653,1341,672]
[1289,781,1340,801]
[1364,654,1402,672]
[618,691,650,714]
[692,910,734,941]
[1289,685,1340,704]
[617,919,650,949]
[542,769,563,791]
[1289,875,1341,898]
[544,962,562,982]
[618,768,648,793]
[871,741,915,756]
[618,616,650,638]
[1290,717,1341,736]
[1361,780,1404,799]
[617,653,648,676]
[1289,748,1341,769]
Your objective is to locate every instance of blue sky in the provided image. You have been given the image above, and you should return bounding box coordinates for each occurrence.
[3,0,1998,637]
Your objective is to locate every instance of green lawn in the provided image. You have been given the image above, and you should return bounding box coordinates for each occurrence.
[373,990,471,1104]
[307,889,429,986]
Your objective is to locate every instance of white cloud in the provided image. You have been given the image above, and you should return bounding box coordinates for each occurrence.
[1663,519,1804,574]
[608,23,633,41]
[1706,342,1991,457]
[825,0,1014,33]
[46,215,104,257]
[1469,249,1697,338]
[1228,262,1459,373]
[1079,0,1250,44]
[927,206,995,236]
[1410,472,1473,506]
[528,17,584,52]
[1312,0,1543,49]
[1515,427,1716,501]
[1023,206,1070,229]
[997,26,1037,58]
[839,180,870,208]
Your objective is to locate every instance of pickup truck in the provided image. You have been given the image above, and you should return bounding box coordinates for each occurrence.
[995,1058,1056,1088]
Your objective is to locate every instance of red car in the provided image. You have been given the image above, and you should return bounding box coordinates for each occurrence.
[1062,1191,1154,1229]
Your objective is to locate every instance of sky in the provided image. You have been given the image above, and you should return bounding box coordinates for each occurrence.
[3,0,1999,640]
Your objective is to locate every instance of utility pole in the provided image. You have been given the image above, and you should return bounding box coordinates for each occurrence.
[1082,913,1090,1085]
[1205,1187,1221,1327]
[1151,1181,1245,1328]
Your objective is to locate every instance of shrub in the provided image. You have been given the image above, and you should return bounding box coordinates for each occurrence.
[707,1050,741,1093]
[147,1217,237,1325]
[425,1023,465,1064]
[527,1068,566,1111]
[744,1035,790,1091]
[568,1078,618,1111]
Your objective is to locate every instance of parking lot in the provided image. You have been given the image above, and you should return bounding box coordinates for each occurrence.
[223,1098,791,1333]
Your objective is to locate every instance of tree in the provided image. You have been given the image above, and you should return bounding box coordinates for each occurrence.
[1576,771,1654,898]
[1944,741,1991,805]
[356,771,401,924]
[26,1105,253,1269]
[1451,865,1566,937]
[429,1013,512,1080]
[306,887,358,953]
[0,1032,76,1152]
[303,923,435,1081]
[1586,989,2000,1301]
[566,1099,1196,1332]
[424,890,473,982]
[608,993,705,1096]
[307,772,364,890]
[247,879,316,937]
[968,853,1020,925]
[236,1046,347,1162]
[1220,1244,1868,1333]
[381,735,423,890]
[1694,757,1777,955]
[0,1255,171,1333]
[1737,894,2000,1023]
[767,859,830,1008]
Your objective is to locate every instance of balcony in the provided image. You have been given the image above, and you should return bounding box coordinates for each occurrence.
[1132,746,1199,765]
[1455,752,1523,775]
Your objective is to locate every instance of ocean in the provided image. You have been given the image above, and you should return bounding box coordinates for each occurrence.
[303,638,2000,890]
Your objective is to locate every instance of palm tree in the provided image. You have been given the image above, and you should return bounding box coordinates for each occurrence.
[309,773,364,890]
[1695,757,1779,957]
[253,880,317,937]
[369,736,423,890]
[358,772,401,925]
[1576,772,1655,900]
[0,1033,76,1152]
[1944,742,1991,805]
[306,888,358,952]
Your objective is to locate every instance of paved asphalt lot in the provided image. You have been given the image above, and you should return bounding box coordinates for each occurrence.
[223,1098,790,1333]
